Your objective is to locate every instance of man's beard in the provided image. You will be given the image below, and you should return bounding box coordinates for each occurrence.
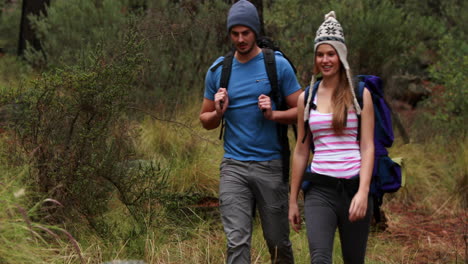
[236,42,254,55]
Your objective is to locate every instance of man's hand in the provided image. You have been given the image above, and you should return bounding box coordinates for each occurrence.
[258,94,273,120]
[215,88,229,117]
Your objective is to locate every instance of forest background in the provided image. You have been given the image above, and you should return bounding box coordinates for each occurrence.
[0,0,466,263]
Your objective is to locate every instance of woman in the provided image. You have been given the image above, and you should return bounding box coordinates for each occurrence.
[288,11,375,264]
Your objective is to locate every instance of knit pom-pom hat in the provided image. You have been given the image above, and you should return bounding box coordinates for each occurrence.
[304,11,361,122]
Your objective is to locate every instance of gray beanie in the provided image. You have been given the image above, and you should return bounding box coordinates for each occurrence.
[226,0,261,36]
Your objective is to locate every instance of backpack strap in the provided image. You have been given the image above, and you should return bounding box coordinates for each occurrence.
[211,51,234,140]
[301,81,320,145]
[262,48,280,109]
[355,78,365,142]
[219,51,234,90]
[262,48,291,182]
[212,48,294,182]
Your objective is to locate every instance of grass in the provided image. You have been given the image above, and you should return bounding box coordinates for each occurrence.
[0,164,83,264]
[0,55,466,264]
[135,103,222,197]
[0,101,466,263]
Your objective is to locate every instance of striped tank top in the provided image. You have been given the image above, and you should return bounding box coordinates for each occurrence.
[309,98,361,178]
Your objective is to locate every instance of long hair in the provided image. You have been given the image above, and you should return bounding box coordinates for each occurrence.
[331,66,353,134]
[313,62,353,134]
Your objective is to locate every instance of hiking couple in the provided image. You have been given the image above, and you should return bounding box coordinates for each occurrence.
[199,1,374,263]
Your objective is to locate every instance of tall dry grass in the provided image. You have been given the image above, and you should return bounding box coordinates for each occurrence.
[135,103,222,197]
[0,164,84,264]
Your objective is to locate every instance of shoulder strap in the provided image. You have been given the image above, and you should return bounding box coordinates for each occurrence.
[212,51,234,140]
[301,81,320,144]
[219,51,234,89]
[262,48,281,108]
[354,79,366,142]
[355,77,365,109]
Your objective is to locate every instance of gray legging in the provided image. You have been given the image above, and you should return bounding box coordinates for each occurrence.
[304,183,373,264]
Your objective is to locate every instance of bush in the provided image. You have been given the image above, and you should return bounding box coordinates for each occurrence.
[265,0,445,86]
[419,34,467,136]
[0,0,22,54]
[413,0,467,138]
[3,28,160,237]
[0,164,83,264]
[25,0,129,67]
[136,0,230,111]
[24,0,232,114]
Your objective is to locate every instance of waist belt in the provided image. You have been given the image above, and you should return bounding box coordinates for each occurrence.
[303,172,360,200]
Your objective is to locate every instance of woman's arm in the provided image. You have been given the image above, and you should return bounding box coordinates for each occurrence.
[288,91,311,232]
[349,88,375,222]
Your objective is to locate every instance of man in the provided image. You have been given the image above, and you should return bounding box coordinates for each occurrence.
[199,1,301,263]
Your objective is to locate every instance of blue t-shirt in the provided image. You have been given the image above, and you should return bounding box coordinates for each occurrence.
[204,51,301,161]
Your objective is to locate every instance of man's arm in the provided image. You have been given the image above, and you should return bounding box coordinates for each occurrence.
[199,88,229,130]
[258,89,301,125]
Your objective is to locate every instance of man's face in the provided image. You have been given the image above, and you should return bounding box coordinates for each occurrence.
[230,25,256,55]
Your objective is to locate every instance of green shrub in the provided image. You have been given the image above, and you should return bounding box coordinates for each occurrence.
[0,164,83,264]
[24,0,231,113]
[25,0,129,67]
[5,28,155,236]
[419,34,467,136]
[265,0,445,86]
[136,0,229,111]
[0,0,22,54]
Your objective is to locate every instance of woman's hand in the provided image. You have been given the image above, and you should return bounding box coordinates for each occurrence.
[289,202,302,232]
[349,190,368,222]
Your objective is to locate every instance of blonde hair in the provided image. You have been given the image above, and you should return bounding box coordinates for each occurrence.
[331,66,353,134]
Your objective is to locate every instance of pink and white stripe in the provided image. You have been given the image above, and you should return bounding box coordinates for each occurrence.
[308,108,361,178]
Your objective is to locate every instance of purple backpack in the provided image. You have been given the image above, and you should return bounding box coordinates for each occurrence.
[355,75,402,222]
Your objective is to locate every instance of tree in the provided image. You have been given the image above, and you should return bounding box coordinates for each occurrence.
[249,0,265,36]
[18,0,50,57]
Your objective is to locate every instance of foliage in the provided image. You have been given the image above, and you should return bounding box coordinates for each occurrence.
[1,0,467,262]
[25,0,129,67]
[0,0,22,54]
[415,0,468,138]
[136,112,221,196]
[0,164,83,264]
[0,54,33,86]
[265,0,445,86]
[24,0,231,114]
[136,0,229,111]
[3,28,164,239]
[421,34,468,136]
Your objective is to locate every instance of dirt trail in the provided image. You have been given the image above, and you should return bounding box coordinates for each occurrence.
[374,202,467,263]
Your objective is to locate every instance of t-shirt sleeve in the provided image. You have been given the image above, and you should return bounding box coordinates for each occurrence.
[275,52,301,97]
[204,57,224,101]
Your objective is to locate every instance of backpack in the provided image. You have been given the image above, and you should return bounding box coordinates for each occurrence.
[302,75,402,223]
[210,37,296,182]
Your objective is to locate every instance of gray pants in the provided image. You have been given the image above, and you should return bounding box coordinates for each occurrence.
[219,158,294,264]
[304,183,373,264]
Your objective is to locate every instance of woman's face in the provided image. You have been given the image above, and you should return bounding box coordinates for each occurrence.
[315,44,341,78]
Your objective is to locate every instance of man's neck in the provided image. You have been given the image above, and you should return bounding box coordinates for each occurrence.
[235,46,262,63]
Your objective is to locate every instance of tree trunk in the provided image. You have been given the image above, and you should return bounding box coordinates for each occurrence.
[249,0,265,36]
[18,0,50,57]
